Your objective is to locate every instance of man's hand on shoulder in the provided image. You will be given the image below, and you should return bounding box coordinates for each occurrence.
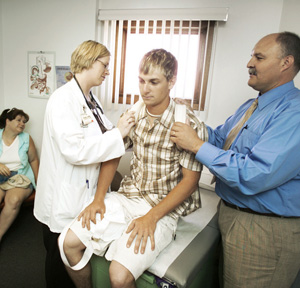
[171,122,204,153]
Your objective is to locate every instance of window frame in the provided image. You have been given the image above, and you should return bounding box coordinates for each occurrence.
[114,20,215,111]
[97,8,228,115]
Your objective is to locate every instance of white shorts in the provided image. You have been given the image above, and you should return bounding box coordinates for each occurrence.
[59,192,177,279]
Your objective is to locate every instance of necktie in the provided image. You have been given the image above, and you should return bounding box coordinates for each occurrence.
[223,98,258,150]
[211,98,258,184]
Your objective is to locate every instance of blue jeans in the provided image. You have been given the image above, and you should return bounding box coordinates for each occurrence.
[0,171,18,184]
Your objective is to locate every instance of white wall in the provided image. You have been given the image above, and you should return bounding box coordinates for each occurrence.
[1,0,98,155]
[279,0,300,88]
[205,0,285,127]
[1,0,300,175]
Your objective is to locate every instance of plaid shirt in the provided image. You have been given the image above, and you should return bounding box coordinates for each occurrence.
[118,99,208,218]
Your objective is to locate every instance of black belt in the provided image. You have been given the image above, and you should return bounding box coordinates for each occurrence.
[223,200,297,218]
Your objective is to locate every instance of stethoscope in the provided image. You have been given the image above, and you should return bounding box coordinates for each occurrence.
[74,75,108,133]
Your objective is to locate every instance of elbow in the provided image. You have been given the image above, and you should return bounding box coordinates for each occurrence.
[189,182,199,196]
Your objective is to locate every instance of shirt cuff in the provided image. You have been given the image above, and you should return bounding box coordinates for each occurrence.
[195,142,221,168]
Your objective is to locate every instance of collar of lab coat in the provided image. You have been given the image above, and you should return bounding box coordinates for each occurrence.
[67,78,105,112]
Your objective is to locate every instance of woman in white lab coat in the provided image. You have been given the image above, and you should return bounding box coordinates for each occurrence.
[33,40,135,288]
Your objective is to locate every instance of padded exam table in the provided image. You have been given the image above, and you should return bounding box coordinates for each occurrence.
[91,188,221,288]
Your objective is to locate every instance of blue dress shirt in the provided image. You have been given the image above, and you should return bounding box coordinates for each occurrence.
[196,81,300,216]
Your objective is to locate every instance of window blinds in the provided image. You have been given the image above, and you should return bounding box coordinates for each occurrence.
[96,8,228,114]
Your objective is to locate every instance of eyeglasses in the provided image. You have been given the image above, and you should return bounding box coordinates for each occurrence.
[97,59,109,71]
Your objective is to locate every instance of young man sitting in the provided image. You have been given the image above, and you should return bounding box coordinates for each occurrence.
[59,48,208,288]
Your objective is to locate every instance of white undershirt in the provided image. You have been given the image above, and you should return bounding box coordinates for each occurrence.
[0,137,22,171]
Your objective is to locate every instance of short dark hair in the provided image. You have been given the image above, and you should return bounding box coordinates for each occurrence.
[276,31,300,74]
[0,108,29,129]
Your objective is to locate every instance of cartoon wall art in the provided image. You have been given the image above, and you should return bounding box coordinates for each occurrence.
[28,51,55,98]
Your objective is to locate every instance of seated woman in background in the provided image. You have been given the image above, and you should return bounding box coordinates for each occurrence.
[0,108,39,243]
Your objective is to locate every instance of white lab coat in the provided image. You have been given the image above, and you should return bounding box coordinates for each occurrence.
[34,79,125,233]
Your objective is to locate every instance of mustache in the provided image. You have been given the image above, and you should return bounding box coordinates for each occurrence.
[249,68,257,76]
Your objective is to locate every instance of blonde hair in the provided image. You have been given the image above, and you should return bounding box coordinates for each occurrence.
[139,49,178,81]
[70,40,110,74]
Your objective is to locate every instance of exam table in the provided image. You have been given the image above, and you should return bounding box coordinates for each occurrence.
[91,186,221,288]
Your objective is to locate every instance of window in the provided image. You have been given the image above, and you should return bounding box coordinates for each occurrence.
[97,8,228,116]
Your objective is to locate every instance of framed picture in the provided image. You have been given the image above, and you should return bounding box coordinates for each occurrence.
[28,51,56,99]
[55,66,73,89]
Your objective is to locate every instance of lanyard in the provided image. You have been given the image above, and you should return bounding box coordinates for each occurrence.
[74,76,108,133]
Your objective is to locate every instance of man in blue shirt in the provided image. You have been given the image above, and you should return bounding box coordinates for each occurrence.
[171,31,300,288]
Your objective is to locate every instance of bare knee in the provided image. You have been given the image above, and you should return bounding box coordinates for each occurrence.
[109,261,135,288]
[58,229,87,267]
[58,229,86,266]
[58,229,85,256]
[4,188,31,210]
[4,193,23,209]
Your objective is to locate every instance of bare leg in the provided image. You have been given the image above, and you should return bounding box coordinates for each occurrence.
[0,188,5,203]
[109,260,136,288]
[65,264,92,288]
[61,229,92,288]
[0,188,5,243]
[0,187,32,241]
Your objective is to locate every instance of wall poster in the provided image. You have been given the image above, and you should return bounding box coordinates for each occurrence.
[28,51,56,99]
[55,66,73,89]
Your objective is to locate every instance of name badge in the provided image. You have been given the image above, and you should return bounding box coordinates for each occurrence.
[81,106,93,127]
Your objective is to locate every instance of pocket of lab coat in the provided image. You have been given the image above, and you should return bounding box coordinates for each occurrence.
[82,118,102,138]
[54,181,88,220]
